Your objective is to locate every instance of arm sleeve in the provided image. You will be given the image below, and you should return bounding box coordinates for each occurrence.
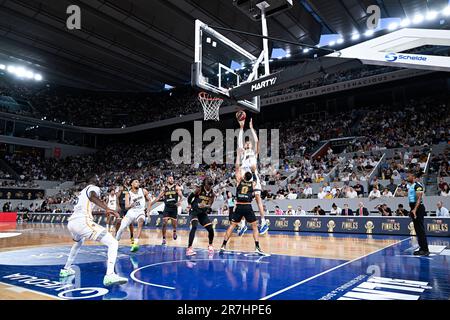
[187,193,195,205]
[87,186,101,198]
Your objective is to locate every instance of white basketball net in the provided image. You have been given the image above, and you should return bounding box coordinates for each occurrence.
[198,92,223,121]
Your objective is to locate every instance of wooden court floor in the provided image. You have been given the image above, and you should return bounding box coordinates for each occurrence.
[0,223,398,260]
[0,222,400,300]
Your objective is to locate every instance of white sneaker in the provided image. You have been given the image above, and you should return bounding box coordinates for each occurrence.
[186,247,197,256]
[103,273,128,287]
[59,267,76,278]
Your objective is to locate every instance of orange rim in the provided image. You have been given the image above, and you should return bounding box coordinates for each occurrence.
[198,92,223,101]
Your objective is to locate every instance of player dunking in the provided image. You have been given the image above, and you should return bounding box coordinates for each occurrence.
[150,175,183,245]
[220,148,265,255]
[116,179,152,252]
[237,116,269,235]
[186,177,215,256]
[59,175,128,286]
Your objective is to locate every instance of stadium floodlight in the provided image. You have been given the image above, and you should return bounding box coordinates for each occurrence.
[444,6,450,16]
[25,70,34,79]
[285,53,291,58]
[303,48,310,53]
[413,14,424,24]
[388,22,399,31]
[426,11,438,21]
[0,64,5,70]
[364,29,374,37]
[336,38,344,44]
[328,40,336,46]
[351,33,360,40]
[7,65,16,73]
[15,67,26,78]
[400,19,411,27]
[34,74,43,81]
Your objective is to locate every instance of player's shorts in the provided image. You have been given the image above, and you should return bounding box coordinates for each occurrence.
[163,206,178,220]
[68,218,107,242]
[190,209,211,227]
[125,209,146,224]
[231,204,257,224]
[228,206,234,222]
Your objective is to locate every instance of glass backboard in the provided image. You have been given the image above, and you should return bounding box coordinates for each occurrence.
[192,19,260,112]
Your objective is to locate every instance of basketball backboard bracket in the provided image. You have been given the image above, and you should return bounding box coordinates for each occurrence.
[192,18,266,113]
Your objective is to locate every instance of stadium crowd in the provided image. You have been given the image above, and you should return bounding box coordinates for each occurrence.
[1,80,449,213]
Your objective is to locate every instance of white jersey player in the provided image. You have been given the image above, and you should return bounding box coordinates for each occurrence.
[106,188,119,232]
[108,192,118,210]
[116,178,151,252]
[241,149,261,189]
[237,118,269,235]
[60,176,128,287]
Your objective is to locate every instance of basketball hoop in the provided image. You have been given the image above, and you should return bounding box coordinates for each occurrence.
[198,92,223,121]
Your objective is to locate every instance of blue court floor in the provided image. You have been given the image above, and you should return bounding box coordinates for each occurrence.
[0,233,449,300]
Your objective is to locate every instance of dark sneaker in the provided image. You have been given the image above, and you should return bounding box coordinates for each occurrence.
[414,250,430,256]
[255,246,265,255]
[219,246,226,255]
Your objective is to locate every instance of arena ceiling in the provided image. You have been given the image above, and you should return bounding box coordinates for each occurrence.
[0,0,447,92]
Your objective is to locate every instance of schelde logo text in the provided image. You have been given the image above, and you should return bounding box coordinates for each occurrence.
[385,53,427,63]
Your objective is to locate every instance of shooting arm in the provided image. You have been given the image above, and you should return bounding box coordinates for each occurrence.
[235,149,242,182]
[238,127,244,149]
[249,119,259,155]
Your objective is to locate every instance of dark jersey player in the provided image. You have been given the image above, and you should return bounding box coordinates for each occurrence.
[186,178,216,256]
[150,175,183,245]
[114,184,134,245]
[407,171,429,256]
[220,148,266,255]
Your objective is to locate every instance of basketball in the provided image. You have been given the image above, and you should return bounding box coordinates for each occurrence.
[236,110,246,122]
